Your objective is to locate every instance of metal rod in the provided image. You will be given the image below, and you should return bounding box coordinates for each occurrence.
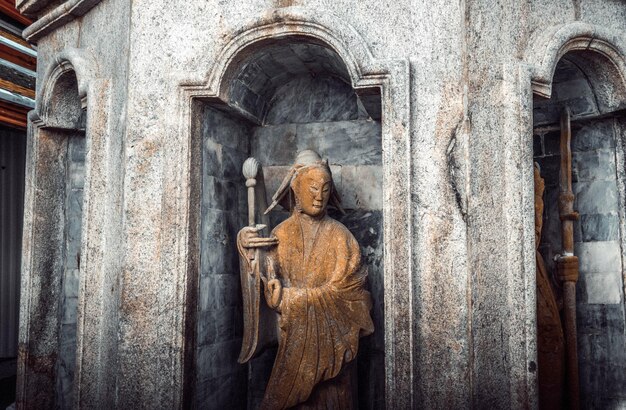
[558,107,580,410]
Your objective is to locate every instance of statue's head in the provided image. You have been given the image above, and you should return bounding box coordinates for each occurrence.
[291,165,332,217]
[534,162,545,249]
[264,150,344,216]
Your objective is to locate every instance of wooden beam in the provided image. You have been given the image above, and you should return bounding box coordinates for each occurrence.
[0,41,35,71]
[0,78,34,98]
[0,0,32,26]
[0,26,32,48]
[0,99,28,129]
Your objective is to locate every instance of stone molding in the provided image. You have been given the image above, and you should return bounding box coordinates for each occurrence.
[170,7,413,408]
[500,63,540,409]
[18,0,102,42]
[525,22,626,98]
[36,47,99,119]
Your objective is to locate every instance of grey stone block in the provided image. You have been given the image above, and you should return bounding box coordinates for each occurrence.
[568,96,599,118]
[572,121,616,152]
[575,241,622,274]
[201,208,238,276]
[195,369,247,410]
[69,163,85,188]
[203,139,222,178]
[575,304,626,407]
[295,120,382,166]
[202,176,240,212]
[196,339,244,381]
[64,269,80,298]
[532,134,543,157]
[196,308,238,347]
[251,124,298,166]
[199,274,242,312]
[265,75,359,125]
[247,347,277,410]
[202,106,250,152]
[221,145,248,181]
[582,271,623,304]
[229,80,266,121]
[533,103,561,126]
[542,130,561,156]
[69,136,86,162]
[574,180,619,214]
[340,166,383,210]
[62,296,78,324]
[552,60,582,83]
[554,78,594,101]
[581,213,620,242]
[572,150,617,183]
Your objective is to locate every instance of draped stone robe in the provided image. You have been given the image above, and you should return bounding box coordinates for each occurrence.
[261,213,374,410]
[536,251,565,409]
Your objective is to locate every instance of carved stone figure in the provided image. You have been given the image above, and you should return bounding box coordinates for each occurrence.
[237,150,374,409]
[534,163,566,409]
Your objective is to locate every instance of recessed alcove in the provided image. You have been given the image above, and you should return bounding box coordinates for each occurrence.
[194,38,384,409]
[19,65,87,408]
[532,50,626,408]
[47,68,86,410]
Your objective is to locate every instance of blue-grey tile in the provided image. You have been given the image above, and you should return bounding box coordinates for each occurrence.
[581,213,620,242]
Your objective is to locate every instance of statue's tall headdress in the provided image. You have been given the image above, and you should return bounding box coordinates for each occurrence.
[264,150,345,215]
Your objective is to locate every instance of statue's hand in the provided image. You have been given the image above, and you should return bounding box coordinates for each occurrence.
[238,225,279,249]
[265,279,282,310]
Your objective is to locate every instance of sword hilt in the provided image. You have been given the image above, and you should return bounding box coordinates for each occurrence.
[243,157,260,227]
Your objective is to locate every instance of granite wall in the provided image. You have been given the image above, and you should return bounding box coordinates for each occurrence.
[15,0,626,408]
[533,58,626,409]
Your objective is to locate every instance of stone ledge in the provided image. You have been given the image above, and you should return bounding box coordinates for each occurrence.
[19,0,102,42]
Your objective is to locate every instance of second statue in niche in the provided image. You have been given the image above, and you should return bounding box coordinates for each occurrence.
[237,150,374,410]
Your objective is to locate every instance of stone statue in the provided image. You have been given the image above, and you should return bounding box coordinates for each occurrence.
[237,150,374,409]
[534,163,566,409]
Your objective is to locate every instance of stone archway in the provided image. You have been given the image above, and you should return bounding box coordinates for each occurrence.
[526,23,626,409]
[166,8,412,409]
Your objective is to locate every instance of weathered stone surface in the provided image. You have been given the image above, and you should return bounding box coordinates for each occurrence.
[17,1,626,409]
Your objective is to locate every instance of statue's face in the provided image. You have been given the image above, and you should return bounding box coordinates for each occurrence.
[294,167,332,217]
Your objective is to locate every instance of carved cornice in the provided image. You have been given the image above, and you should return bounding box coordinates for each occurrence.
[15,0,50,15]
[18,0,102,42]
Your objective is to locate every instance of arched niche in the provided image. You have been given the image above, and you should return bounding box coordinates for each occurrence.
[170,10,411,409]
[531,41,626,408]
[17,63,86,409]
[193,35,384,409]
[17,46,114,409]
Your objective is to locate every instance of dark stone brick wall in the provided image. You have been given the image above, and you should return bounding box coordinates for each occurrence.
[198,106,249,409]
[57,133,85,409]
[533,57,626,408]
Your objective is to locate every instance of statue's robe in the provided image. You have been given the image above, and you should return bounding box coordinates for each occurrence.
[536,251,565,409]
[261,213,374,410]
